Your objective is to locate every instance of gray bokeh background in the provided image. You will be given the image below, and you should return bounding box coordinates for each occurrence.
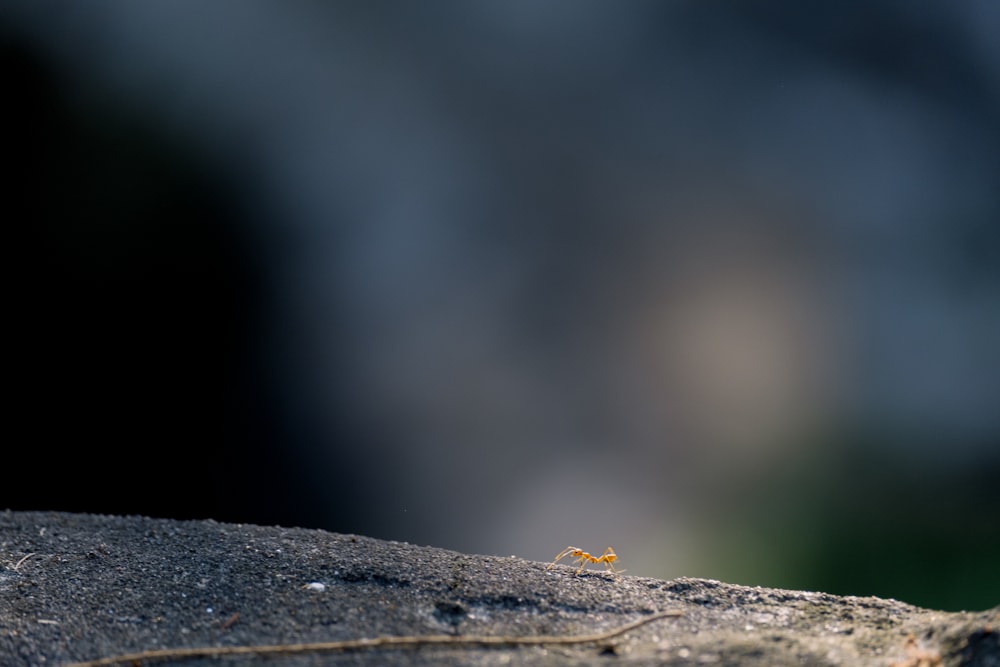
[3,1,997,611]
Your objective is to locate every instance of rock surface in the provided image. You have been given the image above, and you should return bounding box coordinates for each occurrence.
[0,511,996,666]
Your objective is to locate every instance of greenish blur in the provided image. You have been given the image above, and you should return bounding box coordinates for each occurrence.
[694,428,999,612]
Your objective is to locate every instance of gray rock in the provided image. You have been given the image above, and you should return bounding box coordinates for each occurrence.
[1,511,996,666]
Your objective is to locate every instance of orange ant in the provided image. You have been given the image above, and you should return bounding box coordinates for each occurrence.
[547,546,623,576]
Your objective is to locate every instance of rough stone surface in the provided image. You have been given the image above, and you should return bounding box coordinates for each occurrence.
[0,511,996,666]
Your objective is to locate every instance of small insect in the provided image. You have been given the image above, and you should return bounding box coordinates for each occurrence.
[547,546,623,576]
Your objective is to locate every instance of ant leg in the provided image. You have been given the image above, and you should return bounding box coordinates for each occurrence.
[548,546,578,569]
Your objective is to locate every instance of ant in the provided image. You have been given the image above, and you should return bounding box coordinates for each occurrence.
[547,546,623,576]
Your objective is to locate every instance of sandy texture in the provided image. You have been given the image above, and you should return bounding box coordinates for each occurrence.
[1,511,996,666]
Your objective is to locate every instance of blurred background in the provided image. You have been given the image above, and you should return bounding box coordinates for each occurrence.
[2,1,997,612]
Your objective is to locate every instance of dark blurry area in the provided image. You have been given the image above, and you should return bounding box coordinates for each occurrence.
[2,35,300,527]
[1,2,997,612]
